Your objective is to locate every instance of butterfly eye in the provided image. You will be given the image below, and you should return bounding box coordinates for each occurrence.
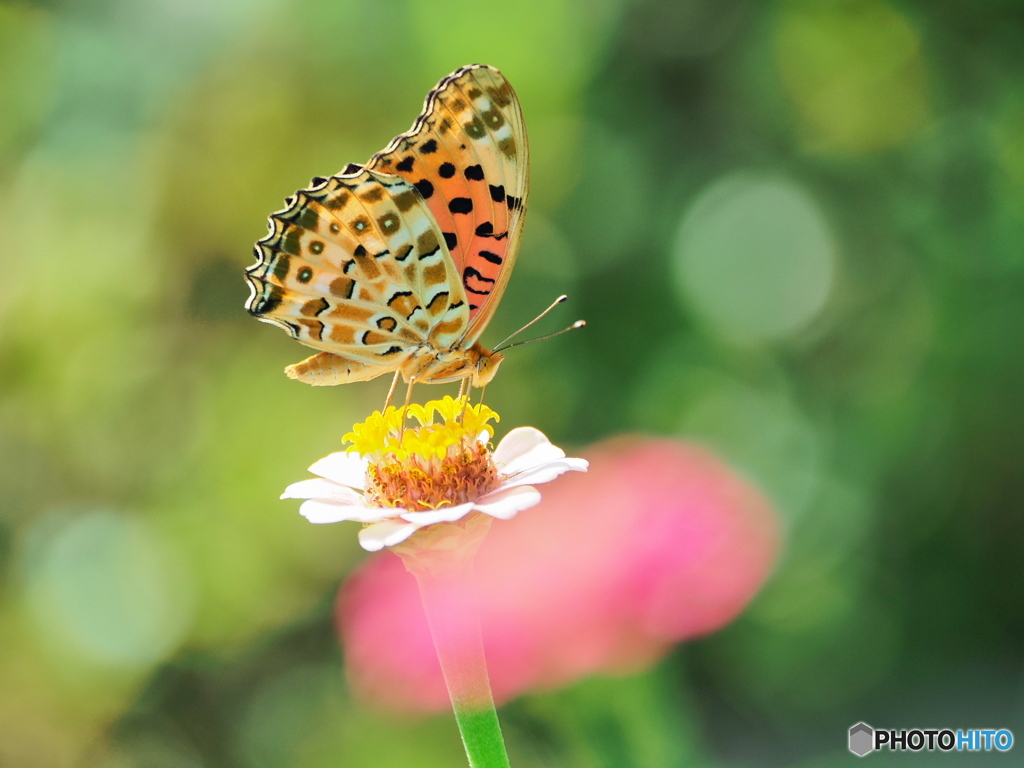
[329,222,341,234]
[310,241,324,255]
[297,267,313,284]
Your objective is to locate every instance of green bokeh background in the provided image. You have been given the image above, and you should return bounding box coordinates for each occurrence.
[2,0,1022,766]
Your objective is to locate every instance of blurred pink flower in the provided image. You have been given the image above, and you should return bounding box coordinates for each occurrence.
[338,437,779,711]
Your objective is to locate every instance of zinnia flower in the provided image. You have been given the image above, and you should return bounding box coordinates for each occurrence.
[281,396,588,552]
[339,437,780,711]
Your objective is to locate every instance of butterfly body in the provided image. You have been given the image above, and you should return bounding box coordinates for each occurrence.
[245,64,527,388]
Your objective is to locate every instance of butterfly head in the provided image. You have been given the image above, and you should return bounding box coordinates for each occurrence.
[471,345,504,388]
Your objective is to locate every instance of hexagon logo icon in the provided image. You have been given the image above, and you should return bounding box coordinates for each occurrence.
[849,722,874,757]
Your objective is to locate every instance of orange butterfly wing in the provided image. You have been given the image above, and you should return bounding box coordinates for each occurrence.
[367,64,528,345]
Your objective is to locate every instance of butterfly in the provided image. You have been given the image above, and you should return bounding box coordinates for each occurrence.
[244,64,528,392]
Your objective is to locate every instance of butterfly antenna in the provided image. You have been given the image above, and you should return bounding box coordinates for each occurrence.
[496,320,586,352]
[494,295,570,352]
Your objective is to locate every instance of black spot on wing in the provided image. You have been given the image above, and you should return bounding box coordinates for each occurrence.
[475,222,493,237]
[396,156,415,172]
[415,179,435,199]
[443,232,458,251]
[464,164,485,181]
[479,250,502,265]
[420,139,438,154]
[449,197,473,214]
[489,184,505,203]
[438,162,456,178]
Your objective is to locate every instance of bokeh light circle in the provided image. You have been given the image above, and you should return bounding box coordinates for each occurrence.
[672,173,836,343]
[22,509,194,667]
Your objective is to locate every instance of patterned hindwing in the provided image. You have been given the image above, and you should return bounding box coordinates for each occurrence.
[245,167,470,373]
[366,63,528,343]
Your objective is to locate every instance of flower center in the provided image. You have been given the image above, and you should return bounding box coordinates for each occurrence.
[344,397,502,511]
[367,441,499,510]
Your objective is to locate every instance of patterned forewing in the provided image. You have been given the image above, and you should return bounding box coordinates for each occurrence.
[367,64,528,343]
[245,168,470,370]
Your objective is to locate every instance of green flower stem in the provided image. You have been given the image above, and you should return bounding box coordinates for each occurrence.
[412,562,511,768]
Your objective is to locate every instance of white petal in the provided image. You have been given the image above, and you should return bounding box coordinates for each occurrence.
[299,499,395,524]
[474,485,541,519]
[281,478,363,504]
[492,427,567,477]
[561,457,589,472]
[500,459,589,489]
[308,451,368,490]
[399,502,474,526]
[358,519,421,551]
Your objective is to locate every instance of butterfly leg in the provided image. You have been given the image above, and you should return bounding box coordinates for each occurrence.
[383,371,401,412]
[456,378,469,424]
[404,379,417,410]
[400,378,417,439]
